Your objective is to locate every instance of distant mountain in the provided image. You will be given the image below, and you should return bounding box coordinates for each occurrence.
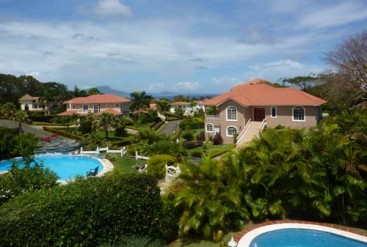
[95,86,130,98]
[95,85,217,99]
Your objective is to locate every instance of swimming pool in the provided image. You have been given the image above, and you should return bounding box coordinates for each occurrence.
[238,223,367,247]
[0,154,106,182]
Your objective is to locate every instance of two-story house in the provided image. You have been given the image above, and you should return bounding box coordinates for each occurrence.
[170,101,205,116]
[19,94,49,114]
[59,94,131,116]
[203,79,326,145]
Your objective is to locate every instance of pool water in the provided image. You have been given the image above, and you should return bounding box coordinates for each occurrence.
[0,154,103,181]
[250,228,367,247]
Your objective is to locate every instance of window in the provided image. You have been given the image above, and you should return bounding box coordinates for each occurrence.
[271,106,277,118]
[83,105,88,111]
[93,104,100,113]
[226,106,237,121]
[293,106,305,121]
[227,126,238,137]
[206,124,213,132]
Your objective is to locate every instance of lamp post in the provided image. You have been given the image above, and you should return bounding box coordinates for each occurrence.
[228,236,238,247]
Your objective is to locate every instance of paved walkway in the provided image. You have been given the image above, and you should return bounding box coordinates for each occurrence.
[158,120,180,135]
[0,120,50,138]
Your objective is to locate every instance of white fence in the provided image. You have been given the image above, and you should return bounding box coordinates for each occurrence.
[80,146,127,157]
[135,151,149,160]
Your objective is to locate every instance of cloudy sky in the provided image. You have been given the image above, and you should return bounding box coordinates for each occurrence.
[1,0,367,94]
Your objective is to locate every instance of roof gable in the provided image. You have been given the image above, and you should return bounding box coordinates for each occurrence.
[204,79,326,107]
[64,94,131,104]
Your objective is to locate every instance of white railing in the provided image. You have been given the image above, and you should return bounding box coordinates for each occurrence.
[135,151,149,160]
[236,118,251,144]
[259,118,267,131]
[80,146,127,157]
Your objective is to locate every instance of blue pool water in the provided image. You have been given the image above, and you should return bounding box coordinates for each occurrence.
[250,228,367,247]
[0,154,103,181]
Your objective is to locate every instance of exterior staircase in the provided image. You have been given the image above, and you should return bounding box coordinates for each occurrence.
[236,120,266,148]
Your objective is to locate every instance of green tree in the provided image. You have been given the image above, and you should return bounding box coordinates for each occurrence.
[174,155,248,240]
[0,102,17,118]
[88,87,102,95]
[130,91,152,116]
[93,112,117,139]
[13,110,28,134]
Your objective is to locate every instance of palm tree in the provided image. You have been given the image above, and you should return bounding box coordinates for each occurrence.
[174,154,249,240]
[13,110,28,134]
[130,91,152,117]
[93,112,116,139]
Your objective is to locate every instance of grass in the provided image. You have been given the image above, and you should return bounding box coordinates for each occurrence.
[110,155,147,174]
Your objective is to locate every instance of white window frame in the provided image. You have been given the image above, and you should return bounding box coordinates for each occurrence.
[226,126,238,137]
[292,106,305,122]
[226,106,237,121]
[270,106,277,118]
[206,123,214,132]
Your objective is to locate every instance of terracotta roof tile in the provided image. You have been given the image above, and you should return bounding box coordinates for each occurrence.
[204,79,326,107]
[64,94,131,104]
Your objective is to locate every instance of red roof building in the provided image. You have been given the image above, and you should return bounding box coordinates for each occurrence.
[204,79,326,145]
[59,94,131,116]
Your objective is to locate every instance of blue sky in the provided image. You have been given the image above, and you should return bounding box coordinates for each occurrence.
[0,0,367,94]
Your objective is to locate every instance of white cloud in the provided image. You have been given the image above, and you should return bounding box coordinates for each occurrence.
[297,2,367,29]
[92,0,133,17]
[175,81,200,91]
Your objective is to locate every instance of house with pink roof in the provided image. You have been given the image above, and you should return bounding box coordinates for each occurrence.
[59,94,131,116]
[203,79,326,145]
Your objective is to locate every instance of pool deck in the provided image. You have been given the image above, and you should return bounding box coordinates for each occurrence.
[235,220,367,247]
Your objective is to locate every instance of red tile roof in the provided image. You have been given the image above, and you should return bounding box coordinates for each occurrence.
[58,110,78,116]
[97,108,122,115]
[63,94,131,104]
[203,79,326,107]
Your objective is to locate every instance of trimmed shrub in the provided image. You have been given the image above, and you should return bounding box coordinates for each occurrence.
[181,141,203,149]
[78,119,93,135]
[114,125,127,137]
[28,115,55,123]
[179,118,204,130]
[213,133,223,145]
[196,131,205,141]
[191,151,203,158]
[147,154,176,179]
[181,130,194,141]
[43,126,83,140]
[0,174,177,246]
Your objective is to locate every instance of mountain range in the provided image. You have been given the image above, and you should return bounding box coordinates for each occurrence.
[95,86,217,99]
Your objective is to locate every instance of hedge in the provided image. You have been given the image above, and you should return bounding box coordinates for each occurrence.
[28,115,55,123]
[147,154,176,179]
[179,118,204,130]
[0,174,177,246]
[182,141,203,149]
[43,126,83,140]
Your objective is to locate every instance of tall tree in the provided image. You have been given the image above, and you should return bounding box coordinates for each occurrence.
[93,112,116,139]
[325,30,367,100]
[130,91,152,115]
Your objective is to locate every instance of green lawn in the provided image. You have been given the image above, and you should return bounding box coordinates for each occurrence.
[110,155,147,174]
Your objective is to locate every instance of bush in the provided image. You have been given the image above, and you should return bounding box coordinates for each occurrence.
[115,125,127,137]
[191,151,203,158]
[0,161,59,206]
[179,118,204,130]
[196,131,205,141]
[28,115,55,123]
[147,154,176,179]
[0,174,177,246]
[213,133,223,145]
[181,141,203,149]
[181,130,194,141]
[78,119,93,135]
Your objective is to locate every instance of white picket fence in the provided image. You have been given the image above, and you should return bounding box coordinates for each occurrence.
[135,151,149,160]
[80,146,127,157]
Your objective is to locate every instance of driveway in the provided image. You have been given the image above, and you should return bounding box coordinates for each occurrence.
[158,120,180,135]
[0,120,50,138]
